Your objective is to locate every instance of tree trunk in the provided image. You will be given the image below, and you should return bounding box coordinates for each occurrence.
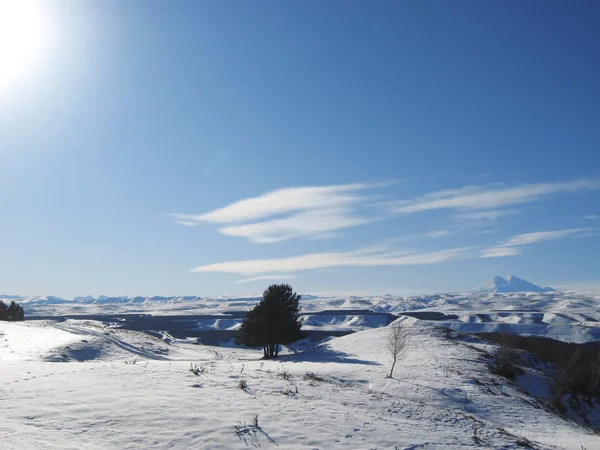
[389,357,397,378]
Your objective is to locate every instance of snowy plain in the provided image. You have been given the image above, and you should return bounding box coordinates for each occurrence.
[2,286,600,449]
[2,313,600,449]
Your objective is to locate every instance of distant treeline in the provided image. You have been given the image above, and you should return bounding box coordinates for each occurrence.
[0,300,24,321]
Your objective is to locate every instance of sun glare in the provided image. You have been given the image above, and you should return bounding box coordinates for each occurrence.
[0,0,46,95]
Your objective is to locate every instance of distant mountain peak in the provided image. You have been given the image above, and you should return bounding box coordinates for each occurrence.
[477,276,556,293]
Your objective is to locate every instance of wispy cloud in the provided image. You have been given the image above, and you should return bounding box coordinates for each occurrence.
[171,183,383,243]
[387,179,600,214]
[454,209,519,222]
[235,275,296,284]
[424,230,452,238]
[501,228,593,246]
[191,246,470,276]
[583,214,599,221]
[480,227,595,258]
[480,247,521,258]
[218,208,373,243]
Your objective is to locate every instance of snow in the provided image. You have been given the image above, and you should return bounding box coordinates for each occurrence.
[477,276,555,293]
[1,318,599,449]
[13,289,600,343]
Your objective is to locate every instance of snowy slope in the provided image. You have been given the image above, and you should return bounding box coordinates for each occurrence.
[1,319,599,449]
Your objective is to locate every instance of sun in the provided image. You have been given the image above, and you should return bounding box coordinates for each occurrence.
[0,0,46,94]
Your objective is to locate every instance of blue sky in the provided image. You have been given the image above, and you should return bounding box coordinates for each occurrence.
[1,1,599,298]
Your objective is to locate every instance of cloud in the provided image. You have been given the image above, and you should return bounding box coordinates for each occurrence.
[583,215,599,221]
[480,227,595,258]
[174,220,201,227]
[171,183,383,243]
[501,228,593,246]
[424,230,452,238]
[454,209,519,221]
[387,179,600,214]
[236,275,296,284]
[174,183,370,224]
[191,246,470,276]
[480,247,521,258]
[219,208,373,243]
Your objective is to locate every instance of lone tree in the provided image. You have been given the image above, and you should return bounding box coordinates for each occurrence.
[386,320,410,378]
[237,284,304,359]
[0,300,25,321]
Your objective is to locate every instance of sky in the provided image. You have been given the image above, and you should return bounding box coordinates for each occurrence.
[0,0,599,298]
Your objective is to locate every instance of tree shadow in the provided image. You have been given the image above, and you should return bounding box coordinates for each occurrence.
[281,345,380,365]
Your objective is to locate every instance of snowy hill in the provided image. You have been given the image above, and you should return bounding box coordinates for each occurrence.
[1,318,599,449]
[9,288,600,343]
[477,276,555,293]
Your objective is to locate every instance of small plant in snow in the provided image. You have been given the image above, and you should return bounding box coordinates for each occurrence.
[304,372,325,382]
[251,414,259,428]
[238,379,248,389]
[190,363,206,376]
[472,423,483,444]
[280,369,291,380]
[282,386,299,396]
[515,437,535,448]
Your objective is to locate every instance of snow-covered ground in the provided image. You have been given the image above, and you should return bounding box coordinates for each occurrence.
[11,290,600,343]
[1,318,599,449]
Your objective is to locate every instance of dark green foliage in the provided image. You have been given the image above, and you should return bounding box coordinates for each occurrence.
[236,284,305,359]
[0,300,25,321]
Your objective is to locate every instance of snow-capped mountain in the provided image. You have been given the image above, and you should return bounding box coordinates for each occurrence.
[477,275,555,293]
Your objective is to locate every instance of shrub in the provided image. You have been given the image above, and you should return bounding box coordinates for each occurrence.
[238,379,248,389]
[491,344,524,380]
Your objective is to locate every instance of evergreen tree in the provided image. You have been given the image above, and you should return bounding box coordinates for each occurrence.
[237,284,304,358]
[0,300,25,321]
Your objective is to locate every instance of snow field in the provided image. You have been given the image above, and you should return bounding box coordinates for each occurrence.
[1,319,599,449]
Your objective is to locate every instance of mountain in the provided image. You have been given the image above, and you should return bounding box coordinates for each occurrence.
[477,276,556,293]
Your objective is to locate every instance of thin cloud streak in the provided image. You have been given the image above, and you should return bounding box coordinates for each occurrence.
[454,209,519,221]
[480,227,595,258]
[501,228,593,247]
[191,246,471,276]
[424,230,452,238]
[236,275,296,284]
[480,247,521,258]
[388,179,600,214]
